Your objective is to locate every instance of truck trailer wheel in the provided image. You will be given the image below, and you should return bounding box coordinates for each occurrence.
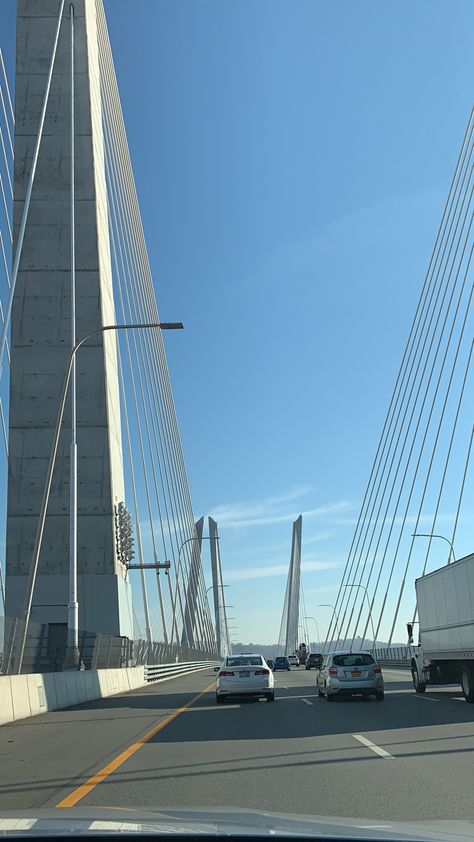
[411,661,426,694]
[460,667,474,703]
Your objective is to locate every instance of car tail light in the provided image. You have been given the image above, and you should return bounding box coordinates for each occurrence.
[255,668,269,675]
[374,665,382,673]
[218,670,235,677]
[328,666,338,675]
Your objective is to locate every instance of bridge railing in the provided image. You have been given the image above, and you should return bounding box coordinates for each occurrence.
[144,660,218,682]
[374,646,411,667]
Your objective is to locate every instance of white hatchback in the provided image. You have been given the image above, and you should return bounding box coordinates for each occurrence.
[215,654,275,703]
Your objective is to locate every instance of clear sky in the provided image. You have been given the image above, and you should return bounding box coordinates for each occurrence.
[1,1,473,647]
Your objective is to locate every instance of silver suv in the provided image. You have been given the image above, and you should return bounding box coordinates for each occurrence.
[316,651,384,701]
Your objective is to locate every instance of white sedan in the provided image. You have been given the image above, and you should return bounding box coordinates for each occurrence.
[215,654,275,703]
[288,654,300,667]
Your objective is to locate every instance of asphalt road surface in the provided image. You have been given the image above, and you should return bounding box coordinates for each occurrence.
[1,666,474,820]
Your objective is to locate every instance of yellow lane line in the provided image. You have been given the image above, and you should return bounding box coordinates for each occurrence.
[56,680,215,808]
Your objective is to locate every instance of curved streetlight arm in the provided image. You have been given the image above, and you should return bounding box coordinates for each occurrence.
[305,616,321,645]
[317,604,341,650]
[15,321,179,675]
[412,533,456,564]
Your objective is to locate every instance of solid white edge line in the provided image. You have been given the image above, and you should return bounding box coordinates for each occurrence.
[302,698,313,706]
[353,734,395,759]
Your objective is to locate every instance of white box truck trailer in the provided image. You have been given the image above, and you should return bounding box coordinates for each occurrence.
[408,551,474,702]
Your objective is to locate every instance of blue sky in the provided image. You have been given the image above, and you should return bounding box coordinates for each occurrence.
[1,1,473,646]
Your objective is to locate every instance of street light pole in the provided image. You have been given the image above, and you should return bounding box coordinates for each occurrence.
[342,584,376,651]
[171,534,220,652]
[305,616,320,646]
[317,604,341,650]
[15,321,183,675]
[412,533,456,565]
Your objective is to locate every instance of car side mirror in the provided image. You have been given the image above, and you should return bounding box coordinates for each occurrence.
[407,622,414,645]
[214,666,220,672]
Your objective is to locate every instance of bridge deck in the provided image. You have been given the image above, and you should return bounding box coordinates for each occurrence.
[0,667,473,819]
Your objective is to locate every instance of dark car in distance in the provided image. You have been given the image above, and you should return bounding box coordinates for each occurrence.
[273,656,291,671]
[306,652,323,670]
[266,659,275,670]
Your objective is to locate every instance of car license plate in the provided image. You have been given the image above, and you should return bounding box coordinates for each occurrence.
[351,670,361,677]
[239,671,250,678]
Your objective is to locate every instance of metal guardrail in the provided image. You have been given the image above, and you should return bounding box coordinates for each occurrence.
[144,660,219,682]
[374,646,411,668]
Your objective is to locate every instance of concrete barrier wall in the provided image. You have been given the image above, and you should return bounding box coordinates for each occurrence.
[0,659,220,728]
[0,665,144,727]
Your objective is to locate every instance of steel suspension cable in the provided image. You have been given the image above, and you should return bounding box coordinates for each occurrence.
[366,249,474,647]
[325,111,474,649]
[341,148,474,643]
[96,6,215,648]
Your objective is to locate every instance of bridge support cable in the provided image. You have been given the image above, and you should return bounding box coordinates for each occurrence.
[336,113,473,642]
[327,113,473,640]
[96,14,209,648]
[94,0,216,653]
[395,340,473,638]
[107,166,181,646]
[94,12,185,647]
[344,123,474,644]
[0,48,14,458]
[106,107,185,647]
[382,303,474,646]
[342,133,474,636]
[324,110,474,652]
[0,49,14,127]
[97,6,215,652]
[450,423,474,552]
[350,210,474,647]
[357,201,474,648]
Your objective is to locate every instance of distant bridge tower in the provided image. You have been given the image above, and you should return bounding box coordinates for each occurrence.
[5,0,132,653]
[278,515,302,655]
[209,517,231,658]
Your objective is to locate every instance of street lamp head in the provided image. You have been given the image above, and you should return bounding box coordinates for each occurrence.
[159,322,184,330]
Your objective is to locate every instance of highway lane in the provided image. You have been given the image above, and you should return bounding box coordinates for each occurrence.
[1,666,474,819]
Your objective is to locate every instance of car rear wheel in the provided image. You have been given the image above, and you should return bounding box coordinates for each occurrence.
[287,667,291,671]
[375,691,384,701]
[266,691,275,702]
[326,686,334,701]
[318,687,324,697]
[215,693,224,704]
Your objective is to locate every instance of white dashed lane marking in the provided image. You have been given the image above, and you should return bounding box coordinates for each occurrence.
[353,734,395,759]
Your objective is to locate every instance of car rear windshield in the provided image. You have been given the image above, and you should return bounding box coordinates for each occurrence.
[275,657,287,663]
[226,657,262,667]
[333,654,375,667]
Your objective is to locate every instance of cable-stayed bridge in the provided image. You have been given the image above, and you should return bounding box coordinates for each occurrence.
[2,3,474,825]
[0,0,220,674]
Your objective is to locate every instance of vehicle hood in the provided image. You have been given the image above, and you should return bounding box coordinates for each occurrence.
[0,808,473,840]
